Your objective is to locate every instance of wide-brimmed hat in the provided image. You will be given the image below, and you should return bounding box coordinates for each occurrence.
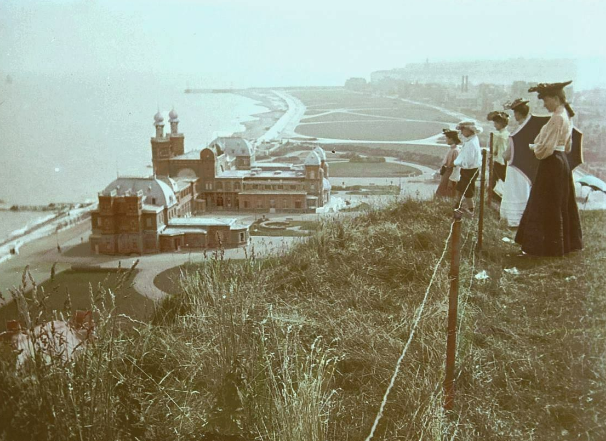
[503,98,529,111]
[442,128,461,144]
[528,80,572,98]
[456,120,483,134]
[487,111,510,124]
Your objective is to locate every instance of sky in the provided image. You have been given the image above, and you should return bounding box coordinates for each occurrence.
[1,0,605,89]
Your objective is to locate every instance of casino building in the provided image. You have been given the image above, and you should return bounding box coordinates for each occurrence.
[89,109,331,255]
[149,108,331,212]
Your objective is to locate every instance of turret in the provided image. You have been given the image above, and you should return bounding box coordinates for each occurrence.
[168,108,184,156]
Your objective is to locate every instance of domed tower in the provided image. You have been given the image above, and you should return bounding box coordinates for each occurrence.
[314,146,329,178]
[199,147,217,192]
[235,139,253,170]
[154,111,164,138]
[151,111,171,176]
[168,108,184,157]
[304,151,323,206]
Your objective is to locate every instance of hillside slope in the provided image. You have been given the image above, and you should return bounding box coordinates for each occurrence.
[1,199,605,441]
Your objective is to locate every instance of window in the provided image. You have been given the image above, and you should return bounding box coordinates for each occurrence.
[283,199,288,208]
[97,218,102,227]
[235,182,241,190]
[216,182,223,190]
[244,201,249,208]
[239,232,245,242]
[311,184,315,191]
[265,185,271,190]
[270,199,275,208]
[310,170,315,179]
[146,218,152,227]
[257,199,262,208]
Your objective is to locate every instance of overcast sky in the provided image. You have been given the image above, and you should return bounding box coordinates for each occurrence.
[1,0,605,88]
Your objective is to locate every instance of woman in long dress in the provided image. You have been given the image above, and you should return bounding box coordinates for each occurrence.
[486,111,510,202]
[500,99,532,227]
[435,129,461,198]
[515,81,583,256]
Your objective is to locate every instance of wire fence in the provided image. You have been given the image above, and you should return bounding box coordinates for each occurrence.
[364,161,487,441]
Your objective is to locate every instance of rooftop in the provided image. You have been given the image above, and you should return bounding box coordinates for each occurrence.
[168,217,237,227]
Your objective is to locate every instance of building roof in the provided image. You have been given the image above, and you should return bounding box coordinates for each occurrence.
[101,176,177,207]
[169,108,179,122]
[217,169,304,179]
[238,191,307,195]
[169,217,237,227]
[304,151,321,166]
[160,227,207,236]
[210,137,253,157]
[314,146,327,161]
[167,217,252,230]
[154,111,164,126]
[172,149,202,160]
[142,204,163,213]
[254,163,295,171]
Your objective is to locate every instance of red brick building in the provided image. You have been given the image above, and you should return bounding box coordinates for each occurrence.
[149,109,331,213]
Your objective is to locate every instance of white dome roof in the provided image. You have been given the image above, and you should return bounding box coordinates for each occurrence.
[102,177,177,207]
[304,151,321,166]
[169,108,179,122]
[314,147,327,161]
[154,111,164,126]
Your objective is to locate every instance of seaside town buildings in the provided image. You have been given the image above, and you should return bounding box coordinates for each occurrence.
[90,109,331,255]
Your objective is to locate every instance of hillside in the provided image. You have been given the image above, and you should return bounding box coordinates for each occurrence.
[1,198,605,441]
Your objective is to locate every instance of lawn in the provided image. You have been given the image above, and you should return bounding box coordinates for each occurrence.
[251,220,320,237]
[300,108,455,124]
[0,268,154,330]
[295,120,447,141]
[328,161,421,177]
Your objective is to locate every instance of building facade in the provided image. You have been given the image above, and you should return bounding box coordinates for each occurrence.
[148,109,331,213]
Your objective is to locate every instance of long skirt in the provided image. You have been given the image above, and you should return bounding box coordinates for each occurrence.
[491,162,507,202]
[515,151,582,256]
[500,166,530,228]
[436,167,456,197]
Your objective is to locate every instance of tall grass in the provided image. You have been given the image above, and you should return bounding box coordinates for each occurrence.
[1,198,604,440]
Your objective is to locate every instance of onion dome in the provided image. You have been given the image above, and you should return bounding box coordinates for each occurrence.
[154,111,164,126]
[314,146,327,161]
[169,108,179,122]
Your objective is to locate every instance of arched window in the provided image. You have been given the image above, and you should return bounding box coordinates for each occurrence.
[310,170,315,179]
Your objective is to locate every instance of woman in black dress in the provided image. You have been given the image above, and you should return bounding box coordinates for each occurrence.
[515,81,582,256]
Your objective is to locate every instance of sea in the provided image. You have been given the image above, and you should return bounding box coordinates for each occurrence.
[0,72,270,243]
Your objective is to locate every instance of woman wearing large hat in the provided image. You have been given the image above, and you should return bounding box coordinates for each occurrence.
[515,81,582,256]
[453,120,482,213]
[435,129,461,198]
[486,111,510,202]
[500,99,531,227]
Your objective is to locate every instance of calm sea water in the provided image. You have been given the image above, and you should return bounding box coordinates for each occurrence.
[0,72,268,241]
[0,72,268,206]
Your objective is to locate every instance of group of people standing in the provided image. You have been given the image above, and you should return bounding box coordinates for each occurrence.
[435,81,583,257]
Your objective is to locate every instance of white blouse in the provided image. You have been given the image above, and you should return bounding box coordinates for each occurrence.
[454,134,481,169]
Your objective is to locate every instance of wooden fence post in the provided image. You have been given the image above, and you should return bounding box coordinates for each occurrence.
[476,149,488,253]
[444,209,463,411]
[487,132,494,205]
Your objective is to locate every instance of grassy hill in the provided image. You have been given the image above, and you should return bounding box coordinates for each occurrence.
[1,199,605,441]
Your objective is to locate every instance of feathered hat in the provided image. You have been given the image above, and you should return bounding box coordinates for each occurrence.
[528,80,572,99]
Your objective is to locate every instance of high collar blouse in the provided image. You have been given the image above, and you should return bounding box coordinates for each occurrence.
[532,105,572,160]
